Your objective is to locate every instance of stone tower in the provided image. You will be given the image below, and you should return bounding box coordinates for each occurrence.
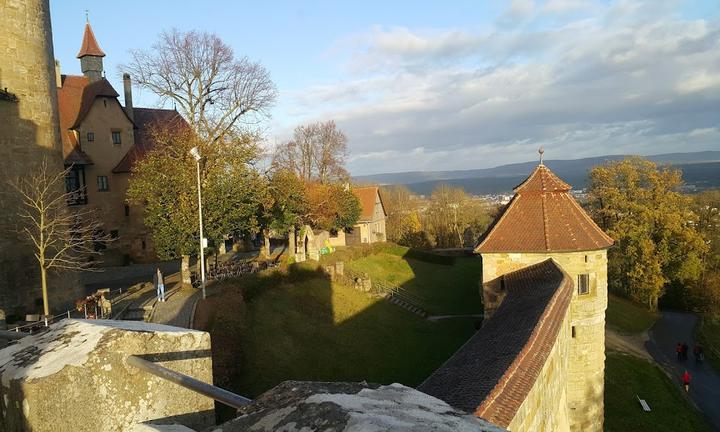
[77,22,106,82]
[0,0,80,314]
[475,163,613,431]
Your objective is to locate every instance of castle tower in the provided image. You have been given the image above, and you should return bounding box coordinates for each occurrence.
[0,0,80,313]
[77,22,106,82]
[475,162,613,431]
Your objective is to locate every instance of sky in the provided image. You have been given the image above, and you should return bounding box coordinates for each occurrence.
[50,0,720,175]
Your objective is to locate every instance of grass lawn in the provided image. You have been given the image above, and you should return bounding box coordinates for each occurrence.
[697,315,720,371]
[196,264,478,400]
[607,294,659,335]
[344,252,483,315]
[605,351,710,432]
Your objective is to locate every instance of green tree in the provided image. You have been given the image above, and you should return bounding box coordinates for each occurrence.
[127,126,262,273]
[304,182,360,232]
[588,158,707,310]
[257,170,308,257]
[685,190,720,313]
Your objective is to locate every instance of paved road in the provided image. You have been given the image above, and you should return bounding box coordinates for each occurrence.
[646,311,720,431]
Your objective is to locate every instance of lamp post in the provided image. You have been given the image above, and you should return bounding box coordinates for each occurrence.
[189,147,206,299]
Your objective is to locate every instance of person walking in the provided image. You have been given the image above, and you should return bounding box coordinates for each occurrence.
[154,267,165,302]
[682,370,691,393]
[682,342,689,361]
[676,342,683,361]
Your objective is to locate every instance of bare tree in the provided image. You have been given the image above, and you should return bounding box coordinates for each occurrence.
[9,159,112,316]
[273,120,349,183]
[123,29,277,143]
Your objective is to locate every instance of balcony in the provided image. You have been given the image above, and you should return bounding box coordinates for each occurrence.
[66,187,88,206]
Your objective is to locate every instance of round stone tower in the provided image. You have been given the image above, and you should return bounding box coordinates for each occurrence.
[475,162,613,431]
[0,0,78,313]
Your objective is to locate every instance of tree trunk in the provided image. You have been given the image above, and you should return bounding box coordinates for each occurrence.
[261,229,271,258]
[40,265,49,316]
[181,255,192,288]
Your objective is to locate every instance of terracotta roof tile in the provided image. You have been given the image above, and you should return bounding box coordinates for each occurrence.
[352,186,385,221]
[112,108,188,173]
[56,75,93,165]
[76,23,106,58]
[475,164,613,253]
[417,259,573,427]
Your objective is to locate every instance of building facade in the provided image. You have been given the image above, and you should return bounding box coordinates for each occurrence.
[56,22,185,265]
[347,186,387,245]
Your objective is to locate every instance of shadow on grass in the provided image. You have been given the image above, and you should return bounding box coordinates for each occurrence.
[194,257,481,422]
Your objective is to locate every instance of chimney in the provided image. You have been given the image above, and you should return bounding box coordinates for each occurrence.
[55,59,62,88]
[123,73,134,121]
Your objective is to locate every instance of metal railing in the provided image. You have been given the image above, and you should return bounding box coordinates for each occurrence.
[127,355,252,409]
[0,331,254,411]
[8,285,129,333]
[339,269,428,315]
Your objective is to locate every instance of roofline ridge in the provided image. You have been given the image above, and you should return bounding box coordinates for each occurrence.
[474,194,519,252]
[475,259,573,426]
[566,193,615,246]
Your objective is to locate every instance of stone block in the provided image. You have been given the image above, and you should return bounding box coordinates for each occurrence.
[0,319,214,432]
[217,381,506,431]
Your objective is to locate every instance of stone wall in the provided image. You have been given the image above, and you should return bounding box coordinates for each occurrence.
[481,250,607,431]
[0,319,214,431]
[507,313,571,431]
[0,0,81,315]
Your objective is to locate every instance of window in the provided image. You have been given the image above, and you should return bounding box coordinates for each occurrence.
[572,326,577,338]
[65,166,87,205]
[124,205,130,217]
[141,239,147,250]
[86,132,95,142]
[97,175,109,191]
[578,274,590,295]
[111,130,122,145]
[110,230,119,239]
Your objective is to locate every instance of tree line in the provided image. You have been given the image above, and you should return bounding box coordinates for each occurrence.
[381,184,496,249]
[587,158,720,313]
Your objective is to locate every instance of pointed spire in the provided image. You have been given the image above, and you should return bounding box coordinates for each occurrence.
[76,22,106,59]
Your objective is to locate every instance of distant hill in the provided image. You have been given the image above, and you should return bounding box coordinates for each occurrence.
[353,151,720,195]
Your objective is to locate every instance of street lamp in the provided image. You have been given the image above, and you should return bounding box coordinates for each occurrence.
[189,146,206,299]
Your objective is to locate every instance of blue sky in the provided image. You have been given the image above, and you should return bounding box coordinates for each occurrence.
[50,0,720,175]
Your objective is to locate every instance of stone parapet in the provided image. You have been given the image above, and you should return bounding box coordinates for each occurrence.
[0,319,214,431]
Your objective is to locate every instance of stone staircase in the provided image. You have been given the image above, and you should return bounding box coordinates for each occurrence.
[386,293,428,318]
[121,305,153,321]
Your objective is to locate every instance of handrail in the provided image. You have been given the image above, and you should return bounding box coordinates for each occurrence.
[9,285,128,333]
[0,330,29,340]
[126,355,252,409]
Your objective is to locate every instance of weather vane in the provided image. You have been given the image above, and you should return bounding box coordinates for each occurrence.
[539,147,545,165]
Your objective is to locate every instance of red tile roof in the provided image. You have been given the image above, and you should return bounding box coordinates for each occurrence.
[475,164,613,253]
[418,259,573,427]
[352,186,385,222]
[57,76,134,165]
[56,75,93,165]
[112,108,188,173]
[76,23,106,58]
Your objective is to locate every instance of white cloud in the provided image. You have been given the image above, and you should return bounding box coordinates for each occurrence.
[275,0,720,175]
